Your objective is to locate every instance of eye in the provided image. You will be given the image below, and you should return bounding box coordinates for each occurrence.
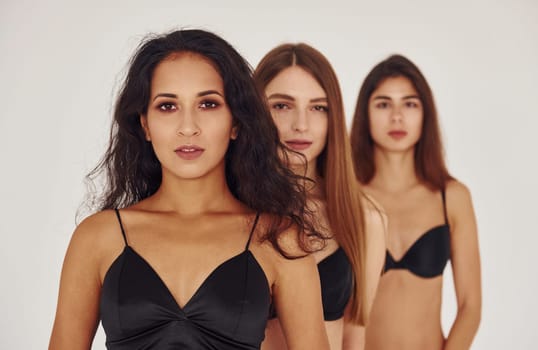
[200,100,220,109]
[405,100,420,108]
[312,105,329,113]
[375,101,390,109]
[157,102,177,112]
[272,103,290,110]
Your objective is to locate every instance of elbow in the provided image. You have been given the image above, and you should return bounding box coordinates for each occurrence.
[457,298,482,330]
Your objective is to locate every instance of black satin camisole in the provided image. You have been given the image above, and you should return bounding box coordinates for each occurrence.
[99,210,270,349]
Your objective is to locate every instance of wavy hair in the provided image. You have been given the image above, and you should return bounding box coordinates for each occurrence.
[85,29,323,256]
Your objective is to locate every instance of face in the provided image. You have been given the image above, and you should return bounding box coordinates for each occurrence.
[264,66,328,169]
[368,76,423,153]
[141,52,236,180]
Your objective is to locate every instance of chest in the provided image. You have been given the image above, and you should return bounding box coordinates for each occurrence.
[100,245,270,348]
[373,190,446,250]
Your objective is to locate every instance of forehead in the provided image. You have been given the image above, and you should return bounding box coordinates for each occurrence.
[151,52,224,94]
[265,66,326,98]
[372,76,418,97]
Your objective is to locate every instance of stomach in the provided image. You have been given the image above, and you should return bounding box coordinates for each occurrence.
[365,270,446,350]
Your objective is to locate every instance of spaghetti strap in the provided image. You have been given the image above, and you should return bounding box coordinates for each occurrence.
[441,189,449,225]
[245,213,260,250]
[114,209,129,246]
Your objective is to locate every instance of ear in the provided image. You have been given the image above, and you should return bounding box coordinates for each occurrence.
[230,125,239,140]
[140,115,151,141]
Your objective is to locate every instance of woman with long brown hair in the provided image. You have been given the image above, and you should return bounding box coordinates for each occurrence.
[350,54,481,350]
[254,43,386,350]
[48,29,331,350]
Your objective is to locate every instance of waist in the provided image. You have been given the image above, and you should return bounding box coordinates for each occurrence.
[365,321,444,350]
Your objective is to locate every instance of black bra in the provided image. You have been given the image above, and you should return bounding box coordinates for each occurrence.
[99,210,270,349]
[269,246,352,321]
[384,190,451,278]
[317,247,353,320]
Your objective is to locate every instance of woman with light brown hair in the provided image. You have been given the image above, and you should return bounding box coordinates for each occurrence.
[254,43,386,350]
[350,54,481,350]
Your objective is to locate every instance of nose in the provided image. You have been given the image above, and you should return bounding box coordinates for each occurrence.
[390,106,403,123]
[292,109,309,132]
[176,110,201,137]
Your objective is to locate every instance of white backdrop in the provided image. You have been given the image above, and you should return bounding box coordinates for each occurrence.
[1,0,536,349]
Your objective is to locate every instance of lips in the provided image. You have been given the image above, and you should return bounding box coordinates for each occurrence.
[388,130,407,139]
[285,139,313,151]
[175,145,204,160]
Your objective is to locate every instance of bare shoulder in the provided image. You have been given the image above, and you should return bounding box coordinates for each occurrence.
[72,210,122,246]
[445,179,476,228]
[359,191,387,234]
[445,179,473,203]
[445,179,474,215]
[67,210,125,269]
[252,214,313,256]
[250,214,317,278]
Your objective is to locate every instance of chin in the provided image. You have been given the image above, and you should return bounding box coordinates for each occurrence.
[166,165,213,181]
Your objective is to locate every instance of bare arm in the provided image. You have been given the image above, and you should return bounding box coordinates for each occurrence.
[443,181,482,350]
[342,320,365,350]
[343,196,387,350]
[272,245,330,350]
[49,212,116,350]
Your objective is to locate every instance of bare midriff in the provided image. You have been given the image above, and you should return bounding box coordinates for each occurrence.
[365,270,445,350]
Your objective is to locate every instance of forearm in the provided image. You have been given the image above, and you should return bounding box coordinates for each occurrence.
[443,303,481,350]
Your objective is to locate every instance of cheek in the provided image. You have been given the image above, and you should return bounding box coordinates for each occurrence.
[368,107,384,131]
[368,115,385,140]
[206,118,234,144]
[271,115,287,139]
[409,111,424,137]
[316,117,329,143]
[146,118,172,144]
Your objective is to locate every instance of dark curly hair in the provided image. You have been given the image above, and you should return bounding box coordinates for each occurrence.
[84,29,323,256]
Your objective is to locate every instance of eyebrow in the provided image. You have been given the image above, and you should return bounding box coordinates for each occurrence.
[372,95,420,100]
[267,93,294,101]
[198,90,224,98]
[267,93,328,103]
[152,90,224,101]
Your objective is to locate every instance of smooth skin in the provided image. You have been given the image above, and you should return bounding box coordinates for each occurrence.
[49,53,329,350]
[260,66,386,350]
[363,76,481,350]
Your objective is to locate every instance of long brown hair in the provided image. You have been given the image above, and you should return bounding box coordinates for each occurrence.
[350,54,452,189]
[254,43,368,324]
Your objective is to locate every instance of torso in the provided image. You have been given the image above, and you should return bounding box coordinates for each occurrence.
[363,183,450,350]
[262,199,351,350]
[97,204,278,350]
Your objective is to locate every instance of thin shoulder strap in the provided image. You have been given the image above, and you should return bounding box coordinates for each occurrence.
[245,212,260,250]
[441,189,449,225]
[114,209,129,246]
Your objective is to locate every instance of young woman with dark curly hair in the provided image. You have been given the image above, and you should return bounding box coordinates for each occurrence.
[49,29,330,350]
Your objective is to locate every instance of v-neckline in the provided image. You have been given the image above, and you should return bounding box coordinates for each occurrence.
[125,245,250,312]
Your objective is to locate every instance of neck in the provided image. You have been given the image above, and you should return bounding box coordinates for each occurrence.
[151,167,242,216]
[369,147,419,193]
